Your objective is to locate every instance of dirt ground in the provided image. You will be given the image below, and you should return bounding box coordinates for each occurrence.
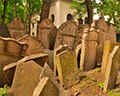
[66,67,120,96]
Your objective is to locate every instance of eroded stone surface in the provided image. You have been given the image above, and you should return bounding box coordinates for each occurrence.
[11,60,43,96]
[3,53,48,85]
[37,18,54,49]
[104,46,120,92]
[0,24,11,38]
[7,17,26,40]
[39,63,70,96]
[18,34,44,56]
[0,37,28,87]
[54,21,77,50]
[56,50,79,87]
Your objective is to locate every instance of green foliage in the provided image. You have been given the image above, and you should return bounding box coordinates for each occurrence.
[97,0,120,28]
[80,85,85,88]
[0,0,43,24]
[91,72,94,75]
[107,88,120,96]
[96,68,101,72]
[97,82,104,89]
[82,74,87,78]
[79,68,82,71]
[0,84,10,96]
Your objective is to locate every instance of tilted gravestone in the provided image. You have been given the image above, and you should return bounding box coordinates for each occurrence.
[48,26,58,50]
[103,46,120,92]
[0,37,28,87]
[54,21,77,51]
[0,24,11,38]
[56,50,79,87]
[101,41,120,77]
[37,18,57,49]
[54,44,71,76]
[10,60,43,96]
[7,17,27,40]
[33,77,59,96]
[3,53,48,85]
[18,34,44,56]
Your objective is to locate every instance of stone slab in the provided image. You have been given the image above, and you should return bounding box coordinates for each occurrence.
[104,46,120,92]
[33,77,59,96]
[56,50,79,87]
[11,60,43,96]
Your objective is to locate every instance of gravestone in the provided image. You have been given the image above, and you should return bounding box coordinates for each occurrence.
[7,17,27,40]
[80,23,99,71]
[11,60,43,96]
[104,46,120,92]
[0,24,11,38]
[108,24,116,43]
[37,18,55,49]
[33,77,59,96]
[80,28,89,70]
[3,53,48,85]
[54,44,71,76]
[48,26,58,50]
[54,21,77,51]
[56,50,79,87]
[0,37,28,87]
[18,34,44,56]
[39,63,70,96]
[101,41,120,77]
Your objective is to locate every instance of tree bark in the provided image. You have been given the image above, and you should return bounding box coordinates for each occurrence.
[28,3,31,35]
[2,0,8,24]
[40,0,51,22]
[15,0,17,16]
[85,0,93,25]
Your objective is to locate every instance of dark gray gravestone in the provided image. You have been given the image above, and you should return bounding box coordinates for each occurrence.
[0,24,11,38]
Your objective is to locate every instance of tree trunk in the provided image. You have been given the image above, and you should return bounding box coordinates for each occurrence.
[2,0,8,24]
[15,0,17,16]
[28,3,31,35]
[40,0,51,22]
[85,0,93,25]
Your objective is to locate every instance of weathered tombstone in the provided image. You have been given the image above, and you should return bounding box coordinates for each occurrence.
[0,24,11,38]
[37,18,56,49]
[48,26,58,50]
[3,53,48,85]
[7,17,27,40]
[80,23,99,71]
[18,34,44,56]
[56,50,79,87]
[97,45,104,64]
[0,37,28,87]
[95,15,110,46]
[101,41,120,77]
[44,49,54,68]
[54,21,77,50]
[103,46,120,92]
[108,24,116,43]
[33,77,59,96]
[54,44,71,76]
[10,60,43,96]
[39,63,70,96]
[80,28,89,70]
